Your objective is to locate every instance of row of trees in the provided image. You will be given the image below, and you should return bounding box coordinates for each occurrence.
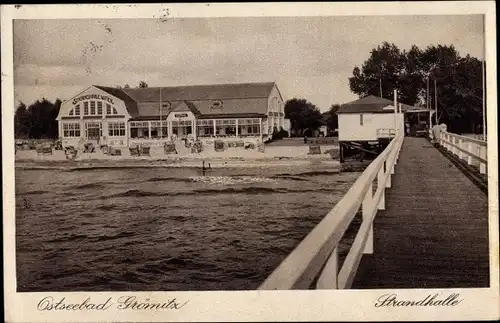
[117,80,149,89]
[15,99,61,139]
[349,42,485,134]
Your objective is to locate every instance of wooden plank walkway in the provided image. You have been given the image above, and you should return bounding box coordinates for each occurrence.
[352,137,490,289]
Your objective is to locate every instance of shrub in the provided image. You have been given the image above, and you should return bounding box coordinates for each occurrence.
[271,127,289,141]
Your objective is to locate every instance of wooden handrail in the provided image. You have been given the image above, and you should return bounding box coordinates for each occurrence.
[438,131,487,174]
[442,131,487,146]
[259,132,405,290]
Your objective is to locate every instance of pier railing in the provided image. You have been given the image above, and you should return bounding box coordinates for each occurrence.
[259,132,405,290]
[439,131,487,174]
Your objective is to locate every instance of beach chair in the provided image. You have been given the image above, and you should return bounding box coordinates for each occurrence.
[129,146,140,156]
[36,145,44,155]
[109,147,122,156]
[141,146,151,156]
[308,145,322,155]
[64,146,77,160]
[42,146,53,155]
[84,143,95,153]
[164,142,177,155]
[214,140,225,152]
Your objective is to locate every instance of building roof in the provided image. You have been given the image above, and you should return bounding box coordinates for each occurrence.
[95,82,278,119]
[122,82,276,102]
[94,85,140,117]
[337,95,417,114]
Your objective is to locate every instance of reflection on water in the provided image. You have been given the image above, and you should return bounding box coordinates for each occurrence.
[15,165,360,291]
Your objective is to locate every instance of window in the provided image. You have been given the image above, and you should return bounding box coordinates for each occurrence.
[196,120,214,137]
[150,121,168,138]
[90,101,96,115]
[130,121,150,139]
[108,122,125,137]
[62,123,81,137]
[214,119,235,136]
[211,100,223,109]
[97,102,103,115]
[360,114,364,126]
[113,107,118,115]
[74,105,80,116]
[171,120,193,137]
[69,109,74,116]
[106,104,111,115]
[83,102,89,115]
[85,122,102,138]
[238,118,260,136]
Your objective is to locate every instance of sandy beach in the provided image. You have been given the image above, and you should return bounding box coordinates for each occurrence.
[15,144,340,170]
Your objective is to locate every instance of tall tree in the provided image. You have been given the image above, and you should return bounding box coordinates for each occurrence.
[284,98,323,136]
[14,102,30,138]
[322,104,340,132]
[349,42,406,101]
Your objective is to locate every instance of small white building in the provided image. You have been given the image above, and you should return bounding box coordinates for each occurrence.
[336,95,431,162]
[337,95,406,142]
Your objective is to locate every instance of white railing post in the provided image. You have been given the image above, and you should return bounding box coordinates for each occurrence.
[480,145,486,174]
[467,142,473,165]
[458,138,463,159]
[315,247,339,289]
[385,160,392,188]
[390,155,395,174]
[445,133,449,150]
[362,182,374,254]
[377,167,385,210]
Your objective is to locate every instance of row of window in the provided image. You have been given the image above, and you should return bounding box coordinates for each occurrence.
[68,101,118,116]
[62,119,265,138]
[196,119,260,126]
[62,122,125,138]
[196,125,261,137]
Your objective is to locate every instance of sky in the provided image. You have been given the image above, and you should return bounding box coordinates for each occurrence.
[13,15,484,112]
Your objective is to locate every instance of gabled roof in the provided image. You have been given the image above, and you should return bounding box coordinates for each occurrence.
[337,95,417,114]
[93,85,139,117]
[122,82,276,102]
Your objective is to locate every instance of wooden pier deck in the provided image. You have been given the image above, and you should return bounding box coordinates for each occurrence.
[352,137,490,288]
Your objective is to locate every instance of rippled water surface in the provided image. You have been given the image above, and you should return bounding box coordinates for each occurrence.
[15,165,360,291]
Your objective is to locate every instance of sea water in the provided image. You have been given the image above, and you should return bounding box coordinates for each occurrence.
[15,165,360,291]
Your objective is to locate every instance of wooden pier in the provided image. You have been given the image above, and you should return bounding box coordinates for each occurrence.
[352,137,489,288]
[259,131,490,290]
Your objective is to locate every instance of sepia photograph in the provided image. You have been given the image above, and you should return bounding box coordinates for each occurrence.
[2,2,498,322]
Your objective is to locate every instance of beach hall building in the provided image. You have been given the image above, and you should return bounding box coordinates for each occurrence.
[56,82,289,148]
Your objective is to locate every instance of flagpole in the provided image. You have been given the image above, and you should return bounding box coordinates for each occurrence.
[434,78,438,125]
[160,87,163,139]
[427,76,431,129]
[482,16,486,141]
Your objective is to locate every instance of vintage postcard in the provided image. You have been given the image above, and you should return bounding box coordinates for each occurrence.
[2,2,499,322]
